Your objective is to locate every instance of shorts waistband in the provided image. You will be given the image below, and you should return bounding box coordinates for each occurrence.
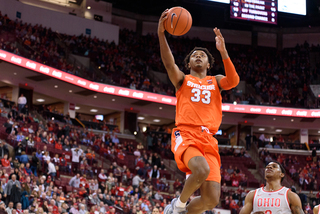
[177,125,214,135]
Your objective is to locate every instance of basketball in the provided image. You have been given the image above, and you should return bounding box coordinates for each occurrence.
[164,7,192,36]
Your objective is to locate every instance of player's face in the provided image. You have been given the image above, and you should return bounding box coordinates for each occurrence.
[189,50,210,70]
[265,162,283,180]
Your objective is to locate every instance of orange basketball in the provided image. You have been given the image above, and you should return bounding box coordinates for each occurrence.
[164,7,192,36]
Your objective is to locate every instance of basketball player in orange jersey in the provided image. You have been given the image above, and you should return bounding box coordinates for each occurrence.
[240,161,304,214]
[314,205,320,214]
[158,9,240,214]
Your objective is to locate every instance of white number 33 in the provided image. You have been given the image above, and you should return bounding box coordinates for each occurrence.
[191,88,211,104]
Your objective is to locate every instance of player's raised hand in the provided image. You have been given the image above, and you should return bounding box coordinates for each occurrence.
[213,27,227,53]
[158,9,169,34]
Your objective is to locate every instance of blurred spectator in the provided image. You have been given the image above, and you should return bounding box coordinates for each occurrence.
[17,94,27,113]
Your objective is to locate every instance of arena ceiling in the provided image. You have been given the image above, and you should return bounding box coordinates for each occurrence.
[105,0,320,29]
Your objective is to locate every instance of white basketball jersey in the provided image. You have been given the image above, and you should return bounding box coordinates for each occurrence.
[252,187,291,214]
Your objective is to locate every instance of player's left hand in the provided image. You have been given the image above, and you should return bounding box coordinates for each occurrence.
[213,27,227,53]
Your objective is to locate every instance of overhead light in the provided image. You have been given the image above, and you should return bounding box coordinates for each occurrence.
[159,107,163,110]
[87,6,91,9]
[233,101,237,105]
[90,109,98,112]
[273,118,276,120]
[291,119,294,122]
[318,131,320,133]
[153,119,160,122]
[69,90,72,93]
[36,99,45,102]
[54,85,58,88]
[94,95,97,98]
[258,128,265,131]
[52,117,55,120]
[137,117,145,120]
[275,129,282,132]
[75,106,80,110]
[14,73,17,75]
[112,99,115,101]
[134,131,137,135]
[142,127,147,132]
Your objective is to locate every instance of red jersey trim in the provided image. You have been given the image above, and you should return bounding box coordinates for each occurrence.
[252,189,257,205]
[285,188,291,210]
[261,186,284,193]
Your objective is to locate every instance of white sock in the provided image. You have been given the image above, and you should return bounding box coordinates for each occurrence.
[175,197,187,208]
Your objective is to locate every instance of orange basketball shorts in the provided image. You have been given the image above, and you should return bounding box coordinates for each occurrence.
[171,125,221,183]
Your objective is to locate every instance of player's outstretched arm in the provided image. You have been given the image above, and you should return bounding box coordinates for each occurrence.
[288,190,304,214]
[213,28,239,91]
[158,9,185,89]
[313,205,319,214]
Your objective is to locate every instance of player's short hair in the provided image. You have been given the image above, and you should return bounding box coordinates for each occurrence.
[267,161,285,182]
[184,47,215,70]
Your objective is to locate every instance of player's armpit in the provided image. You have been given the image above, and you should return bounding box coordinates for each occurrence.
[288,190,304,214]
[217,58,239,90]
[239,190,255,214]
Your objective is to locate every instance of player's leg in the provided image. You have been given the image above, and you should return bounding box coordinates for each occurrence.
[185,152,221,214]
[179,149,211,203]
[164,146,209,214]
[186,181,220,214]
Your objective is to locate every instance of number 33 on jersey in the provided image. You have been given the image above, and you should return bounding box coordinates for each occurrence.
[175,75,222,135]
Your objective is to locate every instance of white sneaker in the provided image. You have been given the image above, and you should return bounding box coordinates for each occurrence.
[164,198,187,214]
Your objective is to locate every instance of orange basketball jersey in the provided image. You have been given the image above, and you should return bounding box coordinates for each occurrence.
[176,74,222,134]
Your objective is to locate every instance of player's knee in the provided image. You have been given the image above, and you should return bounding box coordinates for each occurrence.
[204,196,219,210]
[193,165,210,182]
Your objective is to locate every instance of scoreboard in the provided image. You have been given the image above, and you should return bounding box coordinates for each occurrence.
[230,0,277,24]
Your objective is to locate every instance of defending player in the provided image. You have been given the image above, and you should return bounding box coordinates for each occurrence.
[314,205,319,214]
[240,161,304,214]
[158,9,240,214]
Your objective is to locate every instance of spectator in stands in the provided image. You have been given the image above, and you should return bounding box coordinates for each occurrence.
[229,199,239,214]
[227,165,234,174]
[14,142,24,160]
[173,179,182,192]
[17,94,27,113]
[132,173,144,189]
[152,153,161,168]
[265,142,273,148]
[90,193,100,205]
[312,147,317,162]
[79,204,87,214]
[265,155,273,165]
[148,165,160,179]
[0,141,9,159]
[274,142,281,149]
[1,154,10,169]
[47,160,56,181]
[4,174,21,205]
[112,135,119,144]
[289,165,297,177]
[137,142,144,150]
[69,173,81,188]
[5,201,14,214]
[98,169,108,183]
[19,151,29,164]
[71,147,83,174]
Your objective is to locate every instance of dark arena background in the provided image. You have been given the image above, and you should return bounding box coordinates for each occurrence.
[0,0,320,213]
